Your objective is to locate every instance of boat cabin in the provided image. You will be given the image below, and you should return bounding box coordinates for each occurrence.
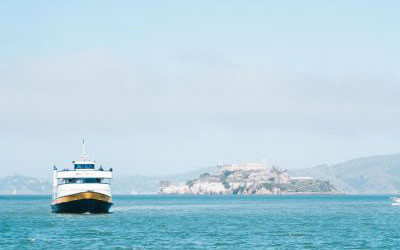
[73,162,95,170]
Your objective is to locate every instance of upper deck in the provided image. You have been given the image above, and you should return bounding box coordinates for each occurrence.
[53,140,113,179]
[56,170,112,179]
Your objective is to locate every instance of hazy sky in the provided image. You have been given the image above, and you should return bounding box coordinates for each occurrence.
[1,1,400,178]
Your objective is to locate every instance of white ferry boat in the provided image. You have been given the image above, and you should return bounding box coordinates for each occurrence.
[51,141,113,213]
[391,197,400,206]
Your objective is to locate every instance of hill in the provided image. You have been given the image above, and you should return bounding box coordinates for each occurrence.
[0,175,51,194]
[289,154,400,194]
[4,154,400,195]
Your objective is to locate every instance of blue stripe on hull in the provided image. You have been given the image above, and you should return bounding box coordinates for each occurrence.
[51,199,113,213]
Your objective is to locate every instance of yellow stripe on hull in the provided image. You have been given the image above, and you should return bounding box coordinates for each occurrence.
[52,191,112,205]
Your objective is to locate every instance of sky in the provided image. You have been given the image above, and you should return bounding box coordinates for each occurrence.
[1,1,400,178]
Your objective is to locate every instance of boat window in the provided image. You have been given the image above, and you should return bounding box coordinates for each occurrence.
[96,178,110,184]
[59,178,77,184]
[83,178,101,183]
[60,178,110,184]
[74,164,95,169]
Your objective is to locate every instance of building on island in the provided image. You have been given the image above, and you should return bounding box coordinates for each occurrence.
[290,177,315,180]
[218,159,268,172]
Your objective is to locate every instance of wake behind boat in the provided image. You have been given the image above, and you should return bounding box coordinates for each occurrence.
[51,141,113,213]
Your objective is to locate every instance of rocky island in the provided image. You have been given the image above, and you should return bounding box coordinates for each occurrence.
[160,162,339,195]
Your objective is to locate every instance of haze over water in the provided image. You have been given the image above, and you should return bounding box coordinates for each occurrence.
[1,195,399,249]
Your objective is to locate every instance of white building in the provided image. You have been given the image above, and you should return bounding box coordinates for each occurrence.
[220,160,268,172]
[290,176,315,180]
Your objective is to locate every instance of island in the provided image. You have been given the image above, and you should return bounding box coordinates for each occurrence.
[160,162,339,195]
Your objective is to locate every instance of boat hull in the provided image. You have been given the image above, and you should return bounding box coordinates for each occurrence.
[51,199,112,213]
[51,191,112,213]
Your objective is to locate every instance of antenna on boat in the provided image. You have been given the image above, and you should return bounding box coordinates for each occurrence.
[82,139,86,154]
[79,139,88,161]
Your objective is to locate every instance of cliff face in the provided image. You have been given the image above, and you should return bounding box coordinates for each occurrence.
[160,167,338,195]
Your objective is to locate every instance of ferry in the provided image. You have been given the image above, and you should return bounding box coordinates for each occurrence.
[51,141,113,213]
[391,197,400,206]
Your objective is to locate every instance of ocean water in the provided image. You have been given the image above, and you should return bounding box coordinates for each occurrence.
[0,195,399,249]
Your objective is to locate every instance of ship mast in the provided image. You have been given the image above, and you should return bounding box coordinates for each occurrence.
[80,139,88,161]
[82,139,85,154]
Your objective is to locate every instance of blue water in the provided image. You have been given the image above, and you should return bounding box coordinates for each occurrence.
[0,195,399,249]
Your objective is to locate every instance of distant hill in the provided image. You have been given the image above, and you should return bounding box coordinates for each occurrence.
[0,175,51,194]
[0,166,219,194]
[289,154,400,194]
[4,154,400,195]
[112,166,219,194]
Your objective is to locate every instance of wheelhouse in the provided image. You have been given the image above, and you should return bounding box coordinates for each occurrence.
[74,163,95,170]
